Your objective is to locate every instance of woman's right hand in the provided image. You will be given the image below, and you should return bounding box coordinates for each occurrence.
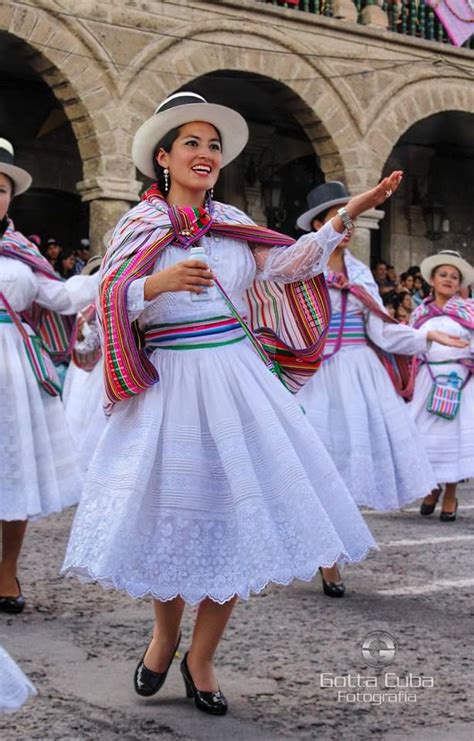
[144,260,214,300]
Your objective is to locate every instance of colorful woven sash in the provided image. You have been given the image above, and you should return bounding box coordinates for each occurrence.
[145,316,246,351]
[0,220,75,360]
[0,308,14,323]
[411,296,474,331]
[324,311,367,358]
[326,272,413,397]
[100,185,331,405]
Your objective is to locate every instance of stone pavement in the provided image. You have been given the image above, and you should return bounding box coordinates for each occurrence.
[1,483,473,740]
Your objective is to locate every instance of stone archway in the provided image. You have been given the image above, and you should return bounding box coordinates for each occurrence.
[0,2,140,248]
[377,109,474,272]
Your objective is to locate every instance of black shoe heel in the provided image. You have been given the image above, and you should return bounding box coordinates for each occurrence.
[0,578,25,614]
[420,487,442,516]
[134,632,181,697]
[440,498,458,522]
[180,652,228,716]
[319,567,345,598]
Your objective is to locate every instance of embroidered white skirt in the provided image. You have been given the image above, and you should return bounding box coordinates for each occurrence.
[298,346,437,510]
[63,340,377,604]
[0,646,36,712]
[64,360,108,470]
[0,322,82,520]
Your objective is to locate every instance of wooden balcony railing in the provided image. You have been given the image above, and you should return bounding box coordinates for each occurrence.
[260,1,474,49]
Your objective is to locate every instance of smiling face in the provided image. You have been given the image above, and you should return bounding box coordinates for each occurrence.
[0,172,13,220]
[431,264,462,300]
[156,121,222,203]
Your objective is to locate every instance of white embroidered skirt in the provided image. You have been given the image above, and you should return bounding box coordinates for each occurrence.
[63,340,377,604]
[0,323,82,520]
[298,346,437,510]
[64,360,108,470]
[0,647,36,712]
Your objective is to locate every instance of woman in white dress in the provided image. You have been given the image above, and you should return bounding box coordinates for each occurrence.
[0,646,36,712]
[296,183,468,596]
[408,250,474,521]
[0,138,96,613]
[62,92,405,715]
[64,258,106,470]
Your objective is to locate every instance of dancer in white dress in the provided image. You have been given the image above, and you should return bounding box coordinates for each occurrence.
[296,183,468,595]
[64,259,106,470]
[0,139,96,613]
[408,250,474,521]
[63,92,404,715]
[0,646,36,712]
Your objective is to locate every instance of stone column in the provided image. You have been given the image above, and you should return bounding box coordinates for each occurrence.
[77,177,142,255]
[351,208,385,265]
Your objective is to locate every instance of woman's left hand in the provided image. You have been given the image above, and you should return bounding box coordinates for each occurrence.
[426,330,470,348]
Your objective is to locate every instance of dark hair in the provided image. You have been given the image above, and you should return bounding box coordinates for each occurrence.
[0,172,15,197]
[400,271,413,283]
[407,265,420,277]
[431,264,462,282]
[382,290,397,307]
[374,260,388,269]
[152,123,222,193]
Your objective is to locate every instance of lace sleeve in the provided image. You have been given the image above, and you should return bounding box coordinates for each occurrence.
[252,221,345,284]
[74,319,101,356]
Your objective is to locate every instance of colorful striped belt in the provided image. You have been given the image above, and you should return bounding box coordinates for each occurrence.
[324,310,367,358]
[144,315,246,351]
[0,308,14,323]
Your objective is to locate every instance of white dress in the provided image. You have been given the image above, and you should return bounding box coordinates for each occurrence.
[407,313,474,483]
[0,256,96,520]
[298,252,437,511]
[63,221,377,605]
[0,646,36,712]
[64,320,107,470]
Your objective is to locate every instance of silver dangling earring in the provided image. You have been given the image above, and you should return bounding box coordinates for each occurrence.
[209,187,214,199]
[163,168,169,193]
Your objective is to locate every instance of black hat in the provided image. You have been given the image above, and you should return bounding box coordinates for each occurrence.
[297,181,351,232]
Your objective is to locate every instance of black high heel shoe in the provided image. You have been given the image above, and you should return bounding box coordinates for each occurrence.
[319,567,345,598]
[180,652,228,716]
[0,578,25,614]
[420,487,442,516]
[134,632,181,697]
[440,498,458,522]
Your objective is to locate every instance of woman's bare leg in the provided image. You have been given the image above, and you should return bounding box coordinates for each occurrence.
[0,520,27,595]
[321,564,343,583]
[143,596,185,672]
[187,596,237,692]
[441,482,457,513]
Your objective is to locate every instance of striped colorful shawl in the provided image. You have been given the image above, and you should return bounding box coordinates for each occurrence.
[0,219,75,359]
[410,295,474,331]
[326,271,413,398]
[410,295,474,380]
[100,186,331,404]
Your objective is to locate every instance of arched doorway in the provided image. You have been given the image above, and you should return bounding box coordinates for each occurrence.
[378,111,474,272]
[0,32,88,249]
[175,71,325,235]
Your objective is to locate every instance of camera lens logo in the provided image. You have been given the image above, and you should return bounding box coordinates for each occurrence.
[361,631,397,668]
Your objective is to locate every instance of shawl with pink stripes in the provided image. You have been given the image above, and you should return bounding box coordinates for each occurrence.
[326,271,413,397]
[410,295,474,331]
[100,186,331,404]
[0,219,75,359]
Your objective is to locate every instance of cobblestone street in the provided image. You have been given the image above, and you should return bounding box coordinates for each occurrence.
[1,484,473,740]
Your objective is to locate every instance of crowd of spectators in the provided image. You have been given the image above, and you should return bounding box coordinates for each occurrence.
[372,260,431,323]
[28,235,91,279]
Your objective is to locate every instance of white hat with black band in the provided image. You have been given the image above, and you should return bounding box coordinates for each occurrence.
[420,249,474,289]
[132,92,249,179]
[0,138,32,196]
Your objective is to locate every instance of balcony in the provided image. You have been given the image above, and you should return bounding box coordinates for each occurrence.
[259,1,474,49]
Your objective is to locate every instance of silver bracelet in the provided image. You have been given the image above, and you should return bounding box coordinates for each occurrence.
[336,207,354,231]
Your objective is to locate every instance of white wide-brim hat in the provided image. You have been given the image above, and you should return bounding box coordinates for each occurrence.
[421,250,474,289]
[132,92,249,178]
[0,138,32,195]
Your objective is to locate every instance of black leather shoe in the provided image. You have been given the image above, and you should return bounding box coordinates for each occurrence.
[319,567,345,598]
[0,578,25,614]
[420,488,442,516]
[180,652,228,715]
[134,632,181,697]
[440,499,458,522]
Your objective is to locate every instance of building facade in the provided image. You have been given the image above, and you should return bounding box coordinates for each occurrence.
[1,0,473,270]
